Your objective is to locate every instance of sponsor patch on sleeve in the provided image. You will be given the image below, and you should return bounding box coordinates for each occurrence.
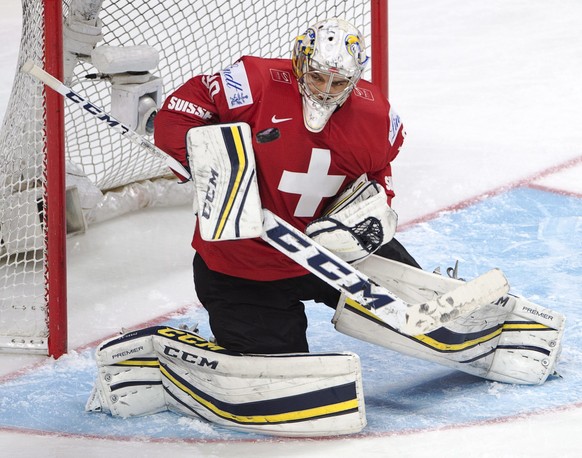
[353,87,374,100]
[166,96,214,120]
[270,69,292,84]
[388,107,402,146]
[220,61,254,109]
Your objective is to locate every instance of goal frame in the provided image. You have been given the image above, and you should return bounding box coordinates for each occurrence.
[45,0,67,358]
[31,0,389,358]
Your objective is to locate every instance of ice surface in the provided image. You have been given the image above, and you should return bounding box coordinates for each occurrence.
[1,0,582,456]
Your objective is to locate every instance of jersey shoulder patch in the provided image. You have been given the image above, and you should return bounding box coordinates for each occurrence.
[388,107,402,146]
[220,60,254,109]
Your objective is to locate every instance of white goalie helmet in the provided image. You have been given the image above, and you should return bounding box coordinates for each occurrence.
[292,18,369,132]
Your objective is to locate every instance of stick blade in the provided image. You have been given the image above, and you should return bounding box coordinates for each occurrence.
[396,268,510,335]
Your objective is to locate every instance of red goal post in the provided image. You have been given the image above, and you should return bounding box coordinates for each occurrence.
[0,0,389,358]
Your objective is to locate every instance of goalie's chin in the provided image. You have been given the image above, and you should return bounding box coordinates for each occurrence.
[301,97,337,132]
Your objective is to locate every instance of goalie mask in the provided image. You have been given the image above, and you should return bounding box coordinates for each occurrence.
[292,18,369,133]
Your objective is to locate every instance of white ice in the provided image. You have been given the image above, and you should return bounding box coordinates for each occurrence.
[1,0,582,456]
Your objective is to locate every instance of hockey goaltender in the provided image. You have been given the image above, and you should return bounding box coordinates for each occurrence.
[84,18,565,437]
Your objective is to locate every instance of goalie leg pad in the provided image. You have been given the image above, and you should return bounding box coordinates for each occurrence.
[87,326,366,437]
[85,327,166,417]
[333,256,565,385]
[485,296,565,384]
[333,296,563,384]
[186,123,263,241]
[154,326,366,437]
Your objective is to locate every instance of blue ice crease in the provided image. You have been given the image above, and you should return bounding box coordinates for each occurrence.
[0,187,580,440]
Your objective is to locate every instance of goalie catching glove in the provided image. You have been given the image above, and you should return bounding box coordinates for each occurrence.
[306,175,397,263]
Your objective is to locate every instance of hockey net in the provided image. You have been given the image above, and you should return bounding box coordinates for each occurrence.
[0,0,387,356]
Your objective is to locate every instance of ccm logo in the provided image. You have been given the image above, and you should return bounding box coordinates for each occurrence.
[65,91,129,134]
[162,345,219,369]
[201,168,219,219]
[265,222,395,309]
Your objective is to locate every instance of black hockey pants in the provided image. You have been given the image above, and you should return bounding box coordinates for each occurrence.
[193,237,420,354]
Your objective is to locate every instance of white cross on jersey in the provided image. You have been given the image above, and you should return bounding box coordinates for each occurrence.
[278,148,345,217]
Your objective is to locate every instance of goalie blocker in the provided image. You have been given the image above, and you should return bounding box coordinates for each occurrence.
[186,122,263,241]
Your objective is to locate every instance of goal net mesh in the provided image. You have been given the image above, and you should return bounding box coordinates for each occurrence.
[0,0,376,353]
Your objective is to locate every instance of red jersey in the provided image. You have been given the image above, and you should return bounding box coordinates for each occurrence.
[154,56,405,281]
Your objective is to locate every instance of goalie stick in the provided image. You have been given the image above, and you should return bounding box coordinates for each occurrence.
[21,60,191,180]
[24,63,510,335]
[261,209,509,335]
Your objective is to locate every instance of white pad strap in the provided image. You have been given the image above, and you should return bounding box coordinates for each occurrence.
[87,326,366,437]
[187,123,263,241]
[85,328,166,417]
[333,255,565,385]
[486,296,564,384]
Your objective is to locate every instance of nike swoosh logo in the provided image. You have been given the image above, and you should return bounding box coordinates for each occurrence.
[271,115,293,124]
